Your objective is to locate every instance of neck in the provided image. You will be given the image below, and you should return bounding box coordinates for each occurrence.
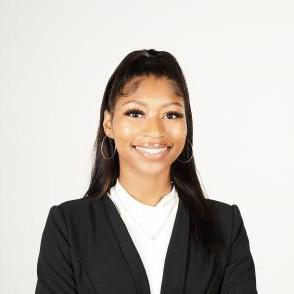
[117,173,173,207]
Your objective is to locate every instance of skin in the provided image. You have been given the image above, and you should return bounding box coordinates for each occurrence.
[103,75,187,206]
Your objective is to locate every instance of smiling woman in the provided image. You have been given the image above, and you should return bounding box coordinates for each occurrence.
[35,49,258,294]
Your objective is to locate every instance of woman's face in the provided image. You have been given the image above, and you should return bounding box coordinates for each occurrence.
[103,75,187,177]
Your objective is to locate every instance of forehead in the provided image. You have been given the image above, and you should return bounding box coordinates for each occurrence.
[119,75,183,99]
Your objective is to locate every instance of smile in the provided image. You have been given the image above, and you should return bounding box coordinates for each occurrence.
[132,145,171,160]
[135,146,167,153]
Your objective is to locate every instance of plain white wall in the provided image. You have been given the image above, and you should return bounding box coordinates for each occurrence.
[1,0,293,293]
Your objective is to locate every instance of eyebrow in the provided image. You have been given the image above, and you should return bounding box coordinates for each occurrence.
[122,99,184,108]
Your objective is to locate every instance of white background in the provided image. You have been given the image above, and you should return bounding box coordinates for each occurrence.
[1,0,293,293]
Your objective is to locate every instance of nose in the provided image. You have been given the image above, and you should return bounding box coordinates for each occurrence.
[143,116,165,137]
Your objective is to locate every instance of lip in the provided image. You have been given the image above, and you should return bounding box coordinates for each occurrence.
[132,144,173,149]
[132,145,172,160]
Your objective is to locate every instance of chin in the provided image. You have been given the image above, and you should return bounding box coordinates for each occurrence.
[134,163,170,176]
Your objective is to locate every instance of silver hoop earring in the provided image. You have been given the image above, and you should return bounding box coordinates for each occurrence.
[176,139,194,163]
[101,135,116,160]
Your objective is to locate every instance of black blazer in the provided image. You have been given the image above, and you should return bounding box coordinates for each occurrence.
[35,194,258,294]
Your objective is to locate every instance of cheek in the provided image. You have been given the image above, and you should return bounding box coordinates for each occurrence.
[115,120,141,138]
[167,122,187,153]
[112,120,142,153]
[168,125,186,137]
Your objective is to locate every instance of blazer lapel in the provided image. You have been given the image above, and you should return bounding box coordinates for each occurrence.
[105,195,151,294]
[160,196,190,294]
[104,193,190,294]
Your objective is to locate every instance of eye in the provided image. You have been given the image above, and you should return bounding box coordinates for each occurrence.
[165,111,184,120]
[124,108,145,118]
[123,108,184,119]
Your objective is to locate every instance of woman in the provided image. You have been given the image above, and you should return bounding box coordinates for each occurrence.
[35,49,258,294]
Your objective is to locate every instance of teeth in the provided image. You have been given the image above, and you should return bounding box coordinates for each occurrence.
[135,146,167,154]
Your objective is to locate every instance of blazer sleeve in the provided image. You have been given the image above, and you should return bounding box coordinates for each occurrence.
[220,204,258,294]
[35,205,78,294]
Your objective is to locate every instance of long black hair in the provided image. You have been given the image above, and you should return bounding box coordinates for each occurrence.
[83,49,224,255]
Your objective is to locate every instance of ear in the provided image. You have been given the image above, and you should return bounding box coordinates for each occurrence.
[103,109,114,139]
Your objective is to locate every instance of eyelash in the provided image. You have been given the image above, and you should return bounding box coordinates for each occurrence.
[124,108,184,119]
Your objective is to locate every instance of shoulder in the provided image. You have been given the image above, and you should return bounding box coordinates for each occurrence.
[56,196,105,211]
[205,197,233,208]
[47,196,108,228]
[204,198,246,242]
[205,198,243,222]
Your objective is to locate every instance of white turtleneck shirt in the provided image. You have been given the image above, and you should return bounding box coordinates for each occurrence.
[107,178,179,294]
